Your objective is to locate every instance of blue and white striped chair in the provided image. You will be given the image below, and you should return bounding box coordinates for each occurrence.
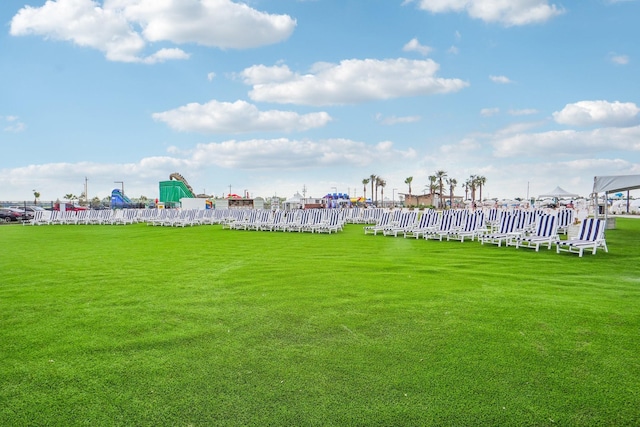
[556,218,608,257]
[512,214,558,251]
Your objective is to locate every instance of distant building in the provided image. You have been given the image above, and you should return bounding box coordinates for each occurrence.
[402,193,463,208]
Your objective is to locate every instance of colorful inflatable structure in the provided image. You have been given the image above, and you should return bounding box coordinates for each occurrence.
[111,188,134,209]
[159,173,196,207]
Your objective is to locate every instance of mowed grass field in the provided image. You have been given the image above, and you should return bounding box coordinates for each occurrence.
[1,218,639,426]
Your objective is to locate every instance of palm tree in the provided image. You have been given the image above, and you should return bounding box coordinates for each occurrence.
[435,170,447,209]
[463,180,470,201]
[375,176,384,206]
[476,175,487,203]
[378,178,387,207]
[369,174,377,204]
[447,177,457,209]
[362,178,370,202]
[427,175,437,206]
[33,190,40,205]
[468,175,477,203]
[404,176,413,197]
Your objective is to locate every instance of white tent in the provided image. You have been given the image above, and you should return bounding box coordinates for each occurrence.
[538,186,580,199]
[592,174,640,221]
[593,175,640,194]
[283,192,303,210]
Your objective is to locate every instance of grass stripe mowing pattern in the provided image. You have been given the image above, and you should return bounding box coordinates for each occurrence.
[1,219,639,426]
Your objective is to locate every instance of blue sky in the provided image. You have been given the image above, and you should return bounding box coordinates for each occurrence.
[2,0,639,202]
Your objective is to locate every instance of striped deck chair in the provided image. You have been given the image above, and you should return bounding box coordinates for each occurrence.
[70,209,89,225]
[313,210,343,233]
[259,210,283,231]
[243,210,262,230]
[513,214,558,251]
[158,209,180,227]
[507,210,533,238]
[447,211,484,242]
[362,208,384,225]
[83,209,101,225]
[363,211,391,235]
[479,212,517,247]
[345,208,361,224]
[227,209,249,229]
[172,209,198,227]
[160,209,185,226]
[57,211,78,225]
[556,218,608,257]
[451,209,468,231]
[383,211,417,237]
[286,210,311,232]
[277,210,299,232]
[424,211,455,241]
[300,209,324,233]
[25,209,49,225]
[210,209,229,224]
[245,210,270,231]
[484,208,499,231]
[407,210,439,239]
[556,209,575,235]
[147,209,168,226]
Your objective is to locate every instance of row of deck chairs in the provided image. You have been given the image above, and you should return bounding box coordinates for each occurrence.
[222,209,345,233]
[364,209,487,242]
[23,206,606,256]
[24,208,248,227]
[363,208,608,257]
[24,209,142,226]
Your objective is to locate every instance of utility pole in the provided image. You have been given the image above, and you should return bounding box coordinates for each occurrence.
[84,177,88,205]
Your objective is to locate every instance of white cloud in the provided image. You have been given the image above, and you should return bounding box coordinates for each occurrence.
[184,138,416,169]
[480,108,500,117]
[142,48,191,64]
[152,99,332,133]
[508,109,538,116]
[495,121,544,136]
[10,0,296,62]
[440,137,481,154]
[447,45,459,55]
[242,58,469,106]
[2,115,26,133]
[0,135,421,200]
[412,0,564,26]
[489,75,512,84]
[207,72,216,82]
[402,38,433,56]
[492,125,640,157]
[553,100,640,127]
[375,114,422,125]
[609,53,629,65]
[121,0,296,48]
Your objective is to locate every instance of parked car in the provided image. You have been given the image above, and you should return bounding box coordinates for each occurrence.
[53,203,89,211]
[0,208,27,222]
[9,206,45,219]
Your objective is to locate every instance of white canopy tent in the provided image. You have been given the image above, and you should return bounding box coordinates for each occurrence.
[283,192,303,210]
[592,174,640,220]
[538,186,580,199]
[593,175,640,195]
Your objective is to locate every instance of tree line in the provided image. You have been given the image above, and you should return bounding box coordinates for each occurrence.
[362,172,487,209]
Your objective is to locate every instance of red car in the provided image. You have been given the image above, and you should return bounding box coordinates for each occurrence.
[54,203,89,211]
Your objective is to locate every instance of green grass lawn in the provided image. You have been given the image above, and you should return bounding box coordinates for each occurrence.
[1,218,639,426]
